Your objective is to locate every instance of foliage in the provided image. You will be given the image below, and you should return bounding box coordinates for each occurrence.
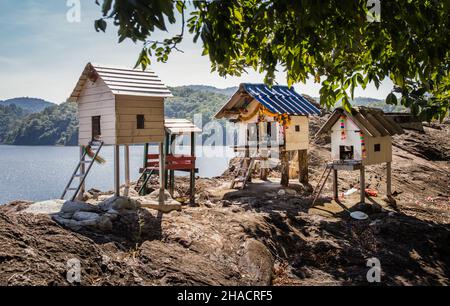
[4,102,79,146]
[0,104,27,143]
[94,0,450,121]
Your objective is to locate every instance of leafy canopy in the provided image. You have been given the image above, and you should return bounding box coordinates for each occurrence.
[94,0,450,121]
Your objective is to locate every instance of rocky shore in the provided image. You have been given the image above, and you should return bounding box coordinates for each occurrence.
[1,117,449,286]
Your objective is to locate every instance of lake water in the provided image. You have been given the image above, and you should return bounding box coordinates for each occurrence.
[0,145,234,204]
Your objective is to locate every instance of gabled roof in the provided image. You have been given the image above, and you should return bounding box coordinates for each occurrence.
[68,63,172,102]
[165,118,202,135]
[316,106,404,137]
[214,83,321,119]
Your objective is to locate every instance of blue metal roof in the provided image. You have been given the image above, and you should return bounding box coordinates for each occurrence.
[242,83,321,116]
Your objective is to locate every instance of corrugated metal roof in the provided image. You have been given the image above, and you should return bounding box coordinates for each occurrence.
[68,63,172,102]
[316,107,404,137]
[165,118,202,135]
[215,83,321,119]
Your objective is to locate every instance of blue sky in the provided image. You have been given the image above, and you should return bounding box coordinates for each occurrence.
[0,0,393,103]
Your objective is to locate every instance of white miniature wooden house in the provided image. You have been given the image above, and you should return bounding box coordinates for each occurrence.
[68,63,172,146]
[317,107,404,165]
[315,106,404,204]
[215,83,320,186]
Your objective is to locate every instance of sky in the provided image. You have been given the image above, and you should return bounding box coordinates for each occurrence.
[0,0,394,103]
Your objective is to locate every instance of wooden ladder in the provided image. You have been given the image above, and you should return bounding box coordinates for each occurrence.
[134,168,154,195]
[311,165,332,207]
[230,157,256,189]
[60,140,104,201]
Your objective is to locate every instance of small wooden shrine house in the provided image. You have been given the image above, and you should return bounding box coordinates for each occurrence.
[215,83,320,187]
[315,106,404,204]
[62,63,173,203]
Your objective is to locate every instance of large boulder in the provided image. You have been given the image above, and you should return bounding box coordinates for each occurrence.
[238,239,273,285]
[61,201,99,214]
[98,197,140,211]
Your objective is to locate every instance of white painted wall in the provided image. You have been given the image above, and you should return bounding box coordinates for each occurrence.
[330,116,393,164]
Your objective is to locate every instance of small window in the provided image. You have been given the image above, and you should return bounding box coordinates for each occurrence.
[374,144,381,152]
[339,145,354,160]
[137,115,145,129]
[92,116,101,140]
[295,125,300,132]
[267,122,272,138]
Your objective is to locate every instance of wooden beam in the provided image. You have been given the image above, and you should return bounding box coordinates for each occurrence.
[190,132,196,205]
[159,142,165,205]
[360,165,365,203]
[124,144,130,197]
[114,145,120,197]
[169,134,176,197]
[386,161,392,197]
[298,149,309,184]
[280,149,289,187]
[77,146,86,201]
[333,169,338,200]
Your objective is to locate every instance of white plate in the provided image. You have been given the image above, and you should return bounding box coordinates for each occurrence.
[350,211,369,220]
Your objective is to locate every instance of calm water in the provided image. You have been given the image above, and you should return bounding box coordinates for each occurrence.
[0,145,233,204]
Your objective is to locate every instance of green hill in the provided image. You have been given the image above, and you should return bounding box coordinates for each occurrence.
[0,97,54,113]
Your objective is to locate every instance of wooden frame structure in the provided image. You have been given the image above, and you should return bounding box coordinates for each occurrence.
[137,119,201,204]
[215,83,320,187]
[315,106,404,204]
[65,63,173,203]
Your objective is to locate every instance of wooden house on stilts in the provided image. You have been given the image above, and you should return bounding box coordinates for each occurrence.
[215,83,321,188]
[314,106,404,204]
[61,63,200,204]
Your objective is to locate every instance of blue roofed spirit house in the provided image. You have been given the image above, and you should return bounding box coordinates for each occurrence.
[215,83,320,188]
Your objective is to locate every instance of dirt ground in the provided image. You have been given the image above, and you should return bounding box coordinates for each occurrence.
[0,116,449,286]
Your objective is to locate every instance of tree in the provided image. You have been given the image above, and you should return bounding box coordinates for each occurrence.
[94,0,450,121]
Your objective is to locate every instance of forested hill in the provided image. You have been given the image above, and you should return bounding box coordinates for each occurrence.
[1,86,404,146]
[0,97,54,113]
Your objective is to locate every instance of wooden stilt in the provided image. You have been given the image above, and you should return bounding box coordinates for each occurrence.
[190,132,196,205]
[77,146,86,201]
[159,142,165,205]
[298,149,309,184]
[386,161,392,197]
[141,143,149,195]
[164,133,170,189]
[124,144,130,197]
[360,165,365,203]
[280,148,289,187]
[333,169,338,200]
[114,145,120,197]
[169,134,176,196]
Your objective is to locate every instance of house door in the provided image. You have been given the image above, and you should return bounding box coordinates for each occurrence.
[92,116,101,140]
[339,145,354,160]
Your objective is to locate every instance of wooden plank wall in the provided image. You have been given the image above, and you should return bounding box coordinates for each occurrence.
[78,78,116,145]
[115,94,165,144]
[285,116,309,151]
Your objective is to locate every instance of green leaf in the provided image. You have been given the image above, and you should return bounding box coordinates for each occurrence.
[386,93,398,105]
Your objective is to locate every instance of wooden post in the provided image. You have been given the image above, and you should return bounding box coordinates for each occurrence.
[386,161,392,197]
[280,148,289,187]
[333,169,338,200]
[141,143,149,195]
[164,133,170,189]
[360,165,365,203]
[169,134,176,196]
[114,145,120,197]
[124,144,130,197]
[190,132,196,205]
[298,149,309,184]
[159,142,165,205]
[77,146,86,201]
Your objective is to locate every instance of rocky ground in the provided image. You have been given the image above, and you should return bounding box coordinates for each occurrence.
[0,116,449,286]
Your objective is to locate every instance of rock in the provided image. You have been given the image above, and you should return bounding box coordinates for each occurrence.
[52,215,83,231]
[221,200,232,207]
[61,201,99,214]
[238,239,273,285]
[73,211,100,222]
[58,212,74,219]
[21,199,66,215]
[97,215,113,231]
[277,189,286,196]
[285,189,297,196]
[140,203,182,214]
[99,197,140,211]
[148,189,173,201]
